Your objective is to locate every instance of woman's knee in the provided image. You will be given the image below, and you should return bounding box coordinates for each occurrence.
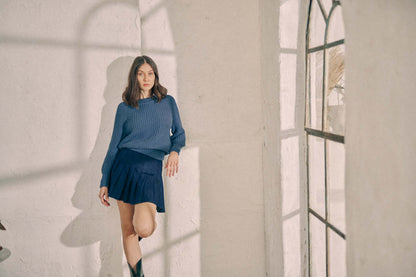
[133,220,156,238]
[120,222,136,239]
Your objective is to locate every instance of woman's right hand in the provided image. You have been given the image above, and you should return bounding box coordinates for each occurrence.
[99,187,110,206]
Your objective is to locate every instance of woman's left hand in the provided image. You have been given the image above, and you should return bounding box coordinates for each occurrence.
[165,151,179,177]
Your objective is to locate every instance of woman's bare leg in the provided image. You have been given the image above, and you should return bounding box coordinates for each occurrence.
[133,202,157,238]
[117,201,141,268]
[117,201,157,272]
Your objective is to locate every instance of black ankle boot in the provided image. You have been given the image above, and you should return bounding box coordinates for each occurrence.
[128,259,144,277]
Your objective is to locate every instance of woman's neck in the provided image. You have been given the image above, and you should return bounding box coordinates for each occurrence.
[141,90,152,99]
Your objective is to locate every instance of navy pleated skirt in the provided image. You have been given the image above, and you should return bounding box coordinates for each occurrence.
[108,148,165,213]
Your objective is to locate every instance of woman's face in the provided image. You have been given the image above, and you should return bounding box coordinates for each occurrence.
[137,63,155,93]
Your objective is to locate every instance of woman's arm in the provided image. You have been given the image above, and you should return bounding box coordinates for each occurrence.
[165,151,179,177]
[100,103,127,187]
[168,96,186,154]
[166,96,185,177]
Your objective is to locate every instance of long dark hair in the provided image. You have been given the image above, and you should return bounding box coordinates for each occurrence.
[122,55,167,108]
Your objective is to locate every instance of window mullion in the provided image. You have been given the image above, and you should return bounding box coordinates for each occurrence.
[325,138,329,277]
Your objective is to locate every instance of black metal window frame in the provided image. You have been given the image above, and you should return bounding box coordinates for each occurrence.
[305,0,346,276]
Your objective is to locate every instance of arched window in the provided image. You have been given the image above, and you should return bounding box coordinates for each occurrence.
[305,0,345,276]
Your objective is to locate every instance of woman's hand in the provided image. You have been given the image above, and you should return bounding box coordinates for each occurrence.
[99,186,110,206]
[165,151,179,177]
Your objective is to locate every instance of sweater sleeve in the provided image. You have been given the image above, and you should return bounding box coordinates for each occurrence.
[168,96,186,154]
[100,103,127,187]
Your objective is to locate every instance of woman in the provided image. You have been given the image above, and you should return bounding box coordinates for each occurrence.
[98,56,185,277]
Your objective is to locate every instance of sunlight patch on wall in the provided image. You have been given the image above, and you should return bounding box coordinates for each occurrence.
[279,0,299,49]
[280,54,297,131]
[279,0,302,276]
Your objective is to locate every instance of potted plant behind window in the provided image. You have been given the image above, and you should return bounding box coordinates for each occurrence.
[326,45,345,135]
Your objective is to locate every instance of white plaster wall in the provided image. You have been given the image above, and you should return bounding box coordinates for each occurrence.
[343,1,416,276]
[0,0,265,276]
[165,1,266,276]
[262,0,309,276]
[0,1,141,276]
[260,0,283,275]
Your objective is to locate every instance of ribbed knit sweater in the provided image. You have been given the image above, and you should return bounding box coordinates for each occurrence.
[100,95,186,187]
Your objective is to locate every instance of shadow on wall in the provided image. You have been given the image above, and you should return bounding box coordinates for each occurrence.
[60,56,135,277]
[1,0,202,275]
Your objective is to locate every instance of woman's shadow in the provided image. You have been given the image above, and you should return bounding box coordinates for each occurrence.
[61,56,134,276]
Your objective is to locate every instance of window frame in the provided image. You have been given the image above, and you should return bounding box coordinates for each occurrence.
[305,0,346,276]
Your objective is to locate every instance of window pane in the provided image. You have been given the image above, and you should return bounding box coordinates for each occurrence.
[327,140,345,233]
[329,230,346,277]
[327,5,345,43]
[324,45,345,135]
[308,0,326,48]
[310,215,326,277]
[309,135,325,217]
[306,51,324,130]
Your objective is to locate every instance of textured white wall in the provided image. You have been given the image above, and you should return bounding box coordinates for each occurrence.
[1,0,141,276]
[343,1,416,276]
[165,1,265,276]
[0,0,265,276]
[261,0,309,276]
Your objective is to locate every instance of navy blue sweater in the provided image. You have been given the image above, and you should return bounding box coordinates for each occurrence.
[100,95,186,187]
